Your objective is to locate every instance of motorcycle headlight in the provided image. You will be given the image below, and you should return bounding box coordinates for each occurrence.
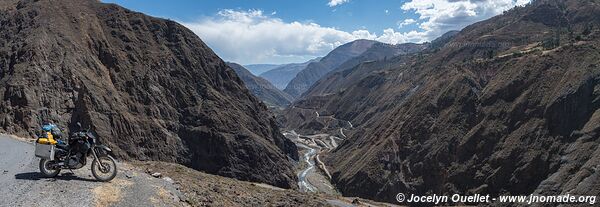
[87,131,95,138]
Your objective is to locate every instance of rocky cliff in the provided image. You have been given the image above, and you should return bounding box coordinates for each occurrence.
[0,0,298,188]
[289,0,600,203]
[226,62,293,107]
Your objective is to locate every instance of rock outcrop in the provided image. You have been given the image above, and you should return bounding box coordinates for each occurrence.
[0,0,298,189]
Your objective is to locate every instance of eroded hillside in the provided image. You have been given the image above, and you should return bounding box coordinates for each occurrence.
[0,0,298,189]
[286,0,600,203]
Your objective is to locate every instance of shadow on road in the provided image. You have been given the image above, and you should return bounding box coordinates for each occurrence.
[15,172,98,182]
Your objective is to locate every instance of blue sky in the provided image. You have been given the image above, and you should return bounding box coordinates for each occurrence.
[102,0,421,33]
[102,0,530,65]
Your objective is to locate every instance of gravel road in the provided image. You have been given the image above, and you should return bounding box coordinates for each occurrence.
[0,135,185,207]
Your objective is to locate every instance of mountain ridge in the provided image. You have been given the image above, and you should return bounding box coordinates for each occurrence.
[286,0,600,203]
[243,64,280,76]
[259,58,320,90]
[0,0,298,189]
[283,39,379,98]
[227,62,293,107]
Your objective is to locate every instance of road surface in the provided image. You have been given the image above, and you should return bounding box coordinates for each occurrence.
[0,135,184,207]
[0,134,397,207]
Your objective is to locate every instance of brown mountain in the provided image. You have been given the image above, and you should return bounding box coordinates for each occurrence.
[287,0,600,203]
[283,39,378,98]
[226,62,293,107]
[282,41,431,133]
[0,0,298,188]
[301,42,429,99]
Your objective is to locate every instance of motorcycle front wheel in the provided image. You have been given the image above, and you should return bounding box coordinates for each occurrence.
[91,155,117,182]
[39,159,61,178]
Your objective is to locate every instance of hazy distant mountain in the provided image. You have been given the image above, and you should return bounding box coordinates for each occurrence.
[259,58,321,90]
[243,64,281,75]
[286,0,600,202]
[227,63,293,107]
[284,39,378,98]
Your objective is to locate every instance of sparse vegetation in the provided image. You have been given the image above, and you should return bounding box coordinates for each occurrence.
[543,31,561,49]
[512,51,523,57]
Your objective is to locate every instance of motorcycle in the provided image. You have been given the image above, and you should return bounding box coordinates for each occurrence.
[34,122,117,182]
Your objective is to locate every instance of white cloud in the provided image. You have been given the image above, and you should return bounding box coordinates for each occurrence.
[182,9,417,64]
[397,19,416,28]
[182,0,532,64]
[328,0,350,7]
[399,0,531,41]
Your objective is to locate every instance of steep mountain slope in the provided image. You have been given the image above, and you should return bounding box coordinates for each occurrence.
[260,58,320,90]
[428,30,460,49]
[137,161,396,207]
[288,0,600,203]
[332,42,428,74]
[226,62,293,107]
[0,0,298,188]
[284,39,378,98]
[243,64,280,76]
[300,42,428,99]
[282,33,455,132]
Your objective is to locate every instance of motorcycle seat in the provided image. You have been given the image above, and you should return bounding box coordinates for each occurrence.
[56,140,69,150]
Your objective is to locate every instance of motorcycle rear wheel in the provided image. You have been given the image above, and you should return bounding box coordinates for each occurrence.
[39,159,61,178]
[91,155,117,182]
